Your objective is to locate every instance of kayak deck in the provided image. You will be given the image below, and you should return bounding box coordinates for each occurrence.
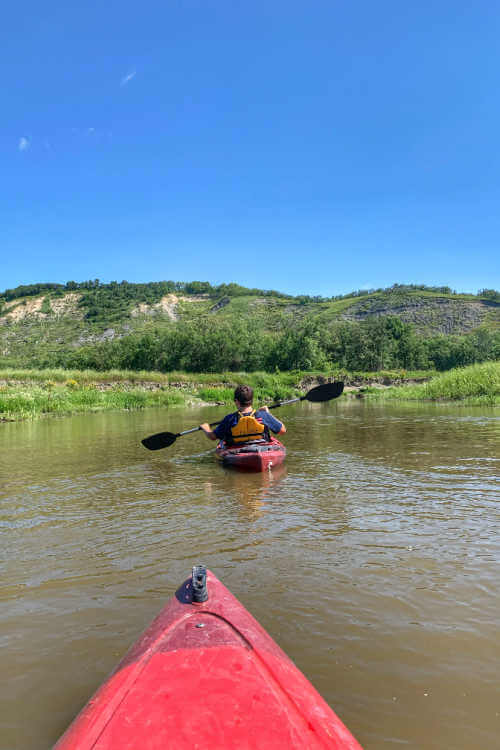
[55,567,362,749]
[215,437,286,472]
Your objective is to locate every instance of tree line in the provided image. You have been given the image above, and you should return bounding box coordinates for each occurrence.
[0,279,291,305]
[30,316,500,373]
[2,279,498,308]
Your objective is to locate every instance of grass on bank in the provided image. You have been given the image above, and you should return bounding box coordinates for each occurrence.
[0,370,302,420]
[368,361,500,406]
[0,384,186,420]
[0,366,433,386]
[0,367,437,420]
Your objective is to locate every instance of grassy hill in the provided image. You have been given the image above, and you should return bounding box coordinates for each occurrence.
[0,281,499,371]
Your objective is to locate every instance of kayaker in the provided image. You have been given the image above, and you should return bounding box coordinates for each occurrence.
[200,385,286,444]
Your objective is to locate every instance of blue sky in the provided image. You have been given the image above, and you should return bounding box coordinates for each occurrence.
[2,0,499,296]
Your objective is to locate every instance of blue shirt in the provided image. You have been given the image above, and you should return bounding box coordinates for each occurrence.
[214,409,283,441]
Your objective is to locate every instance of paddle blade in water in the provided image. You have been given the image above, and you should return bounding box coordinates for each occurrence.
[141,432,178,451]
[305,381,344,402]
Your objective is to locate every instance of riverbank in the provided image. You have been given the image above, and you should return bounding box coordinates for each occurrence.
[365,361,500,406]
[3,364,498,419]
[3,364,498,420]
[0,368,434,420]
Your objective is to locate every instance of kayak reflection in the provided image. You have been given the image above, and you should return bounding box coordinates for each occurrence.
[221,462,288,519]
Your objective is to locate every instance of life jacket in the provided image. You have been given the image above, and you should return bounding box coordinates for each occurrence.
[227,410,270,445]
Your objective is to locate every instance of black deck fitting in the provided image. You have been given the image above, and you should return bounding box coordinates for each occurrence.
[191,565,208,602]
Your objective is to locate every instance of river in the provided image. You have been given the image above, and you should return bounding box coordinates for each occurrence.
[1,399,499,749]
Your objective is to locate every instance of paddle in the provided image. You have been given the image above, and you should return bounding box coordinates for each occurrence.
[141,381,344,451]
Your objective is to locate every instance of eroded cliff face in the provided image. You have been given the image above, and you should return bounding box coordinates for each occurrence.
[0,293,83,323]
[341,296,496,334]
[130,294,207,320]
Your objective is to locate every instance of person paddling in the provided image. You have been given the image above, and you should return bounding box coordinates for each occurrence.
[200,385,286,445]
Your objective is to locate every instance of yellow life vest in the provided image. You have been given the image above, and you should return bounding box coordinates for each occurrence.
[229,410,267,444]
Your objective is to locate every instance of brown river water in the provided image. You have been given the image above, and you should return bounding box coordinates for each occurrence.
[1,400,499,749]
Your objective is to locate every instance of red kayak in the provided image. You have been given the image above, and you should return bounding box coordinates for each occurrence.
[55,566,362,749]
[215,437,286,472]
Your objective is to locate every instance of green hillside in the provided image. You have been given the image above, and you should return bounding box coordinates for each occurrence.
[1,281,499,372]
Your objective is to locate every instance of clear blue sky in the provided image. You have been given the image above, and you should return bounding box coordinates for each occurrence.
[2,0,499,296]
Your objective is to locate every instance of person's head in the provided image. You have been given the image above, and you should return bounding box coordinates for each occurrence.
[234,384,253,408]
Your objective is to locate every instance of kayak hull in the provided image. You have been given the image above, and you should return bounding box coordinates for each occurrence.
[55,568,362,750]
[215,437,286,472]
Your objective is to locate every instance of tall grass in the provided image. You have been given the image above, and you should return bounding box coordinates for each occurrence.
[0,370,305,420]
[0,383,185,419]
[0,367,303,387]
[1,365,471,420]
[197,380,300,406]
[0,367,173,384]
[371,362,500,405]
[0,369,313,420]
[0,366,433,386]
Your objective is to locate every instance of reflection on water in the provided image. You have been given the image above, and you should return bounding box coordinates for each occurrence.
[202,463,288,520]
[151,450,288,520]
[0,401,499,749]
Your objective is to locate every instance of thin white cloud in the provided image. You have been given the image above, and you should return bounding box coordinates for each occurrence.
[18,136,30,152]
[120,70,136,87]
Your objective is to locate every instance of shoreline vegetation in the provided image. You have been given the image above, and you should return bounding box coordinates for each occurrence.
[366,361,499,406]
[0,362,498,421]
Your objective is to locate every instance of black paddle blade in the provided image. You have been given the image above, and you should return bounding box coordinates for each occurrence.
[305,381,344,402]
[141,431,178,451]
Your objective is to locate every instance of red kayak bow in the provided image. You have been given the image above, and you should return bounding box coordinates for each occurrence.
[55,566,362,749]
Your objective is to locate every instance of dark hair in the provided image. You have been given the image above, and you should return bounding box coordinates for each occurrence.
[234,385,253,406]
